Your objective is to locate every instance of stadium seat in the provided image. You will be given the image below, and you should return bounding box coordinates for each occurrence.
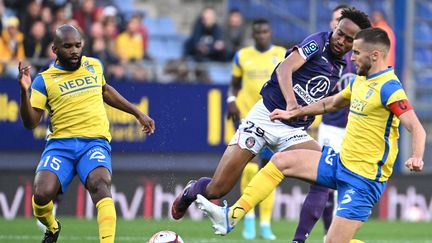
[145,16,177,37]
[207,63,232,85]
[414,23,432,41]
[416,1,432,19]
[147,36,185,62]
[112,0,134,14]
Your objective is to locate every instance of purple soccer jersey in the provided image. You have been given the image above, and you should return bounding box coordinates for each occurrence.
[261,31,346,128]
[321,52,356,128]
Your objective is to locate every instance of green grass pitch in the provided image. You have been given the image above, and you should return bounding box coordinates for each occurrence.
[1,218,431,242]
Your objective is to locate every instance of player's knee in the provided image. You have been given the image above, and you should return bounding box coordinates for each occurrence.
[33,183,58,205]
[271,152,292,171]
[86,173,111,195]
[271,151,301,177]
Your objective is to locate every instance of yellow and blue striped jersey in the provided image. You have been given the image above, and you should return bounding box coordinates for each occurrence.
[340,67,407,182]
[30,56,111,141]
[232,45,286,117]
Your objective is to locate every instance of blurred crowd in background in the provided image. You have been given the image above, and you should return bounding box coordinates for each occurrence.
[0,0,397,84]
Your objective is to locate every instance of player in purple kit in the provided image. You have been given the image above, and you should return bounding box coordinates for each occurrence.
[171,8,371,224]
[292,5,356,243]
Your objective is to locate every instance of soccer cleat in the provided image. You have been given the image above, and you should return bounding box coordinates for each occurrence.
[196,194,234,236]
[242,216,256,240]
[171,180,197,220]
[260,224,276,240]
[41,219,61,243]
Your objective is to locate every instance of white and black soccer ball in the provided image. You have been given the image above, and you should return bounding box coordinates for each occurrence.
[148,230,184,243]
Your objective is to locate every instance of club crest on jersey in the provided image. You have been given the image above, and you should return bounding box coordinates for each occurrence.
[365,89,374,99]
[86,65,95,74]
[245,137,255,148]
[301,40,319,57]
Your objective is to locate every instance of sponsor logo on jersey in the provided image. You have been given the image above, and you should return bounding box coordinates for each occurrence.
[293,75,330,104]
[58,76,99,93]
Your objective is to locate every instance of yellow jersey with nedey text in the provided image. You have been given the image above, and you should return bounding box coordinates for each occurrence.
[30,56,111,141]
[340,67,407,182]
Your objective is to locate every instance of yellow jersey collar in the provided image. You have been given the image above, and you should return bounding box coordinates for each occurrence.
[366,66,393,80]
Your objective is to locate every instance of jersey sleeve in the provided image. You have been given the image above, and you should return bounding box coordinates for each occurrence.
[91,57,107,85]
[340,74,356,99]
[380,80,408,106]
[231,51,242,78]
[340,85,351,100]
[292,32,325,61]
[30,74,48,110]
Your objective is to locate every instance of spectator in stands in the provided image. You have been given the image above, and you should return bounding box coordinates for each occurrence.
[131,11,150,60]
[224,9,246,60]
[51,4,69,33]
[18,0,42,36]
[73,0,101,33]
[185,7,226,62]
[38,41,56,72]
[116,15,152,81]
[90,21,125,80]
[24,20,52,71]
[41,4,54,27]
[372,10,396,67]
[116,15,145,62]
[0,0,5,31]
[0,16,25,77]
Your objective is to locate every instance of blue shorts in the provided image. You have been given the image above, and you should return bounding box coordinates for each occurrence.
[316,146,387,221]
[259,147,273,161]
[36,138,112,193]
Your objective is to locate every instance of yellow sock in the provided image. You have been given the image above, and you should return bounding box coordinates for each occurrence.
[32,196,59,233]
[241,162,259,217]
[96,197,116,243]
[229,161,284,225]
[259,188,275,224]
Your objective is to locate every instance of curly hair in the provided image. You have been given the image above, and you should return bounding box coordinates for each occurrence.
[339,7,371,30]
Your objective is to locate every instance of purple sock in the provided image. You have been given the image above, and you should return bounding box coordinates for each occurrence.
[185,177,211,202]
[293,184,329,242]
[322,191,334,234]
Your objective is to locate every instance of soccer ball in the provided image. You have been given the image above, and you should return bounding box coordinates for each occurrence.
[148,230,184,243]
[404,206,423,222]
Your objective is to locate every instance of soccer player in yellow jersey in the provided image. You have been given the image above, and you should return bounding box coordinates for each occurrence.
[226,19,285,240]
[18,24,155,243]
[196,28,425,243]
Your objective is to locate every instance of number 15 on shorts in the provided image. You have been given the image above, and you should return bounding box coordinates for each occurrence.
[39,156,62,171]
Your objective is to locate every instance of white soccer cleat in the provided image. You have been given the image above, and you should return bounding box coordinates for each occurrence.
[196,194,234,236]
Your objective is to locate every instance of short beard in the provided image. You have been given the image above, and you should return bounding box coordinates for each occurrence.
[358,59,372,76]
[57,53,82,71]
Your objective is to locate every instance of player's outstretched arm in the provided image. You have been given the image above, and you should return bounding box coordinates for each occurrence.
[276,51,306,111]
[18,62,44,129]
[270,92,349,121]
[102,84,155,135]
[399,110,426,172]
[226,76,242,124]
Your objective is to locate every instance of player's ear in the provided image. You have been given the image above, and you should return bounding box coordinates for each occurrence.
[52,44,57,55]
[371,50,380,62]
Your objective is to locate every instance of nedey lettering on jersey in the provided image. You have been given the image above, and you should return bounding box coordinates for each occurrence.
[261,31,346,128]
